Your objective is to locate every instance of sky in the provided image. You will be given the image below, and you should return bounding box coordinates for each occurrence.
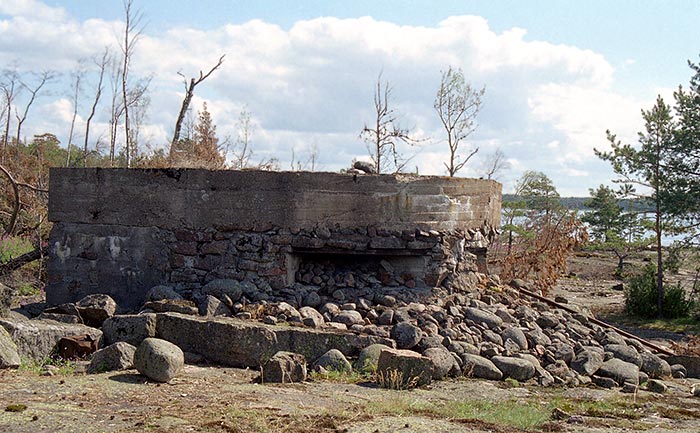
[1,0,698,195]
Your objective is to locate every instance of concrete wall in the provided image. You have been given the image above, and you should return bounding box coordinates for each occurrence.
[49,168,501,231]
[47,168,501,310]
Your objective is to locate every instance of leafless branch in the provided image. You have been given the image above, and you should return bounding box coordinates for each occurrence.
[84,48,109,167]
[170,54,225,155]
[0,163,20,236]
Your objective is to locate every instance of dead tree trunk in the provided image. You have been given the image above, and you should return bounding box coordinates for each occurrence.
[170,55,225,159]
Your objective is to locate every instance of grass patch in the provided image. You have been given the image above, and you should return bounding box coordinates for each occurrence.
[366,395,551,431]
[308,369,370,384]
[375,368,420,390]
[437,399,551,430]
[365,394,434,417]
[0,236,34,263]
[19,356,75,376]
[5,404,27,412]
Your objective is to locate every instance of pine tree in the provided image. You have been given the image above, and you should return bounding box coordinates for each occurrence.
[596,96,675,316]
[667,57,700,243]
[183,102,225,169]
[582,185,622,243]
[582,184,648,275]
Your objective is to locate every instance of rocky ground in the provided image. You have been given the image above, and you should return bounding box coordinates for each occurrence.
[2,251,700,432]
[3,360,700,432]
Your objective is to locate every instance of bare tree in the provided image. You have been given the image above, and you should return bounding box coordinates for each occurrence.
[170,55,225,157]
[0,74,15,161]
[65,62,86,166]
[434,66,484,177]
[482,148,509,180]
[15,70,54,146]
[0,98,6,148]
[107,52,149,166]
[290,141,320,171]
[360,73,420,174]
[231,107,254,169]
[128,88,150,163]
[108,56,123,165]
[119,0,145,167]
[308,140,319,172]
[84,48,109,167]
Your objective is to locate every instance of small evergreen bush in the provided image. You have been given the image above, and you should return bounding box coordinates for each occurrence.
[624,263,692,319]
[625,264,658,318]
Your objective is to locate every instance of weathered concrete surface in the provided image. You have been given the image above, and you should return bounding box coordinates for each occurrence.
[0,317,103,360]
[47,168,502,309]
[48,168,501,232]
[154,312,395,367]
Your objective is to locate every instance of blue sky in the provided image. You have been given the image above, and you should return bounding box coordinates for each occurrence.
[3,0,700,194]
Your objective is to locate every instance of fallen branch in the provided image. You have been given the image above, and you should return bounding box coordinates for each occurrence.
[0,244,48,276]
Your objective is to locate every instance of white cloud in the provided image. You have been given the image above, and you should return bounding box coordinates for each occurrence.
[0,0,66,22]
[0,4,656,195]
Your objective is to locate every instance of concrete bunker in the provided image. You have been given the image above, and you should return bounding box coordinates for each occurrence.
[46,168,502,310]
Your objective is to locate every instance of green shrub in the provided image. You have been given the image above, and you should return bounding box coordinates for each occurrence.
[664,283,692,318]
[625,263,692,319]
[0,236,33,263]
[664,244,683,274]
[625,264,659,318]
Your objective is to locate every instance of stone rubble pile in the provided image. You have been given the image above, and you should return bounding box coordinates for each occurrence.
[0,274,692,392]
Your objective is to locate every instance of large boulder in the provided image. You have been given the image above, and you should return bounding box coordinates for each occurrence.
[423,346,458,379]
[391,322,422,349]
[0,326,20,368]
[145,286,183,302]
[43,303,82,322]
[143,300,198,315]
[102,314,157,346]
[0,317,102,360]
[134,338,184,383]
[38,313,82,324]
[461,353,503,381]
[377,348,433,388]
[76,294,118,327]
[87,342,136,373]
[262,351,307,383]
[491,356,536,381]
[201,279,243,303]
[332,310,364,326]
[299,306,325,328]
[570,348,604,376]
[640,352,672,379]
[501,326,528,351]
[197,295,231,317]
[595,358,640,386]
[604,344,641,367]
[464,307,503,329]
[312,349,352,373]
[154,312,394,368]
[354,344,392,374]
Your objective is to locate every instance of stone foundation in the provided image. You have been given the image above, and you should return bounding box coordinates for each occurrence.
[46,168,501,310]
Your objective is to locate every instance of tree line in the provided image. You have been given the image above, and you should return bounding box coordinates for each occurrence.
[498,55,700,319]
